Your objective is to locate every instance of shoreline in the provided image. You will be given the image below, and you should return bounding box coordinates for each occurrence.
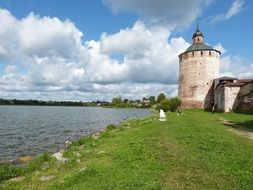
[1,110,253,189]
[0,110,152,166]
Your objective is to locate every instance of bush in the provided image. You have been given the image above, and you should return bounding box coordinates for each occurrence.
[169,97,181,112]
[26,152,51,172]
[158,99,171,112]
[106,124,117,131]
[0,164,24,182]
[156,97,181,112]
[157,93,166,103]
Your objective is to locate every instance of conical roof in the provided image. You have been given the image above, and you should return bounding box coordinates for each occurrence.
[192,28,203,39]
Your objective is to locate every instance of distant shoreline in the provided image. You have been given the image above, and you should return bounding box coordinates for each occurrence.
[0,98,152,108]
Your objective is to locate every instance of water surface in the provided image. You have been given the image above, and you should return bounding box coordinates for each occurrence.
[0,106,150,163]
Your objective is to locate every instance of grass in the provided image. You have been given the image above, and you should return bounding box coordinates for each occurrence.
[220,111,253,130]
[0,109,253,190]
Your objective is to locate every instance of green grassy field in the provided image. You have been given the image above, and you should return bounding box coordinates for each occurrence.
[1,109,253,190]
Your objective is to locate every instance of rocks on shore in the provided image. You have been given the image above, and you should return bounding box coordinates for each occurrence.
[92,132,100,139]
[19,155,33,163]
[73,152,81,158]
[8,176,25,182]
[52,151,68,163]
[97,151,106,155]
[39,175,55,181]
[64,140,72,148]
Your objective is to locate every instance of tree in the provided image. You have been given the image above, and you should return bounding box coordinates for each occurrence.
[123,99,129,103]
[111,97,122,106]
[157,93,166,103]
[148,96,156,105]
[169,97,181,112]
[158,99,171,112]
[156,97,181,112]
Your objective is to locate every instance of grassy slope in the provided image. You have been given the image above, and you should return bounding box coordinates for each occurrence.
[1,109,253,190]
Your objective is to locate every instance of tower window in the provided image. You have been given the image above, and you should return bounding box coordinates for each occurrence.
[201,51,203,56]
[209,51,211,56]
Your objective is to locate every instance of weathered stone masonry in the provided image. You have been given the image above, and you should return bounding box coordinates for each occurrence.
[178,27,220,109]
[178,26,253,112]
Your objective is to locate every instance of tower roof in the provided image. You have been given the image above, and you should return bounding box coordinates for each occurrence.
[192,28,204,39]
[185,43,213,52]
[181,24,220,55]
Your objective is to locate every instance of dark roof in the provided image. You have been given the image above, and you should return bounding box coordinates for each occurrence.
[224,82,246,87]
[216,77,253,88]
[185,43,214,53]
[215,76,238,81]
[237,79,253,83]
[180,27,221,55]
[192,29,203,39]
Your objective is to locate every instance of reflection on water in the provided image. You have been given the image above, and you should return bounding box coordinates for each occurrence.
[0,106,150,162]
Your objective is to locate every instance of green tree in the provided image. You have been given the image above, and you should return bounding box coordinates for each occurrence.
[169,97,181,112]
[157,93,166,103]
[148,96,156,104]
[158,99,171,112]
[156,97,181,112]
[123,99,129,103]
[111,97,122,106]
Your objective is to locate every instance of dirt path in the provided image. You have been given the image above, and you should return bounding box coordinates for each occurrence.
[220,118,253,140]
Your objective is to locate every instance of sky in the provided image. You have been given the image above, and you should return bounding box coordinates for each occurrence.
[0,0,252,101]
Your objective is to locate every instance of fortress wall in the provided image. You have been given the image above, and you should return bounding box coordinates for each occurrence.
[178,50,220,108]
[224,87,240,112]
[234,82,253,112]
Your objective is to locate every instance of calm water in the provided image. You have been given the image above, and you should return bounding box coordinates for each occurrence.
[0,106,150,163]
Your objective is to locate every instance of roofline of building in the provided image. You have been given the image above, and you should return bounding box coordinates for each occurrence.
[178,49,221,57]
[214,76,238,80]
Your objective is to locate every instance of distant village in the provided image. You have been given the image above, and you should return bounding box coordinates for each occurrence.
[0,93,180,111]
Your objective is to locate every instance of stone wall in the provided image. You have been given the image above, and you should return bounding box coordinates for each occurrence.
[178,50,220,108]
[235,82,253,112]
[224,86,240,112]
[214,85,225,112]
[214,82,253,112]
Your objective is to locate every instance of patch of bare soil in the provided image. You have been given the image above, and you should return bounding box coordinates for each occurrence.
[220,118,253,140]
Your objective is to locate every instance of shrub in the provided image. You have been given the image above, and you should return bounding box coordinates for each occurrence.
[26,152,51,172]
[0,164,24,182]
[157,93,166,103]
[169,97,181,112]
[106,124,117,131]
[158,99,171,112]
[156,97,181,112]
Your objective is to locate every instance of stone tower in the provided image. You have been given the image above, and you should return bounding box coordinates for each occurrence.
[178,26,221,109]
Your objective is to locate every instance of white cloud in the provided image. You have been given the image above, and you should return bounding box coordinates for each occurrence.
[214,43,226,54]
[220,55,253,78]
[90,22,189,84]
[0,9,190,100]
[103,0,212,28]
[1,5,251,102]
[212,0,244,23]
[0,65,29,91]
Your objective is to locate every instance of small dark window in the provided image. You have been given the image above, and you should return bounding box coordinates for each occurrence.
[207,83,209,85]
[192,52,194,55]
[201,51,203,56]
[209,51,211,56]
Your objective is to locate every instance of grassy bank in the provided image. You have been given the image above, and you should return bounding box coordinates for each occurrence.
[1,109,253,190]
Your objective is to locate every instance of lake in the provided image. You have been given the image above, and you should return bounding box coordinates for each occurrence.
[0,106,150,163]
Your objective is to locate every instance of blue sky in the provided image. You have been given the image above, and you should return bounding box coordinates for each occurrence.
[0,0,252,101]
